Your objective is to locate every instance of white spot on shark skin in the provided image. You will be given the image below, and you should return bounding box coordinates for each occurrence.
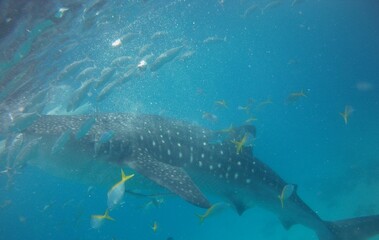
[237,161,241,166]
[201,153,205,158]
[234,173,239,179]
[177,143,181,147]
[246,179,251,184]
[220,150,224,155]
[190,154,193,163]
[209,165,213,170]
[179,152,182,158]
[203,142,207,146]
[251,168,255,173]
[227,166,231,172]
[189,136,193,140]
[225,173,229,178]
[218,163,222,168]
[160,134,163,138]
[152,141,156,146]
[190,146,193,152]
[176,131,180,135]
[167,149,171,155]
[140,135,144,140]
[148,130,151,134]
[199,161,202,167]
[161,140,165,144]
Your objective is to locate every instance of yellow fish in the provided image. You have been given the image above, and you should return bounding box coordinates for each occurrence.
[256,98,273,109]
[286,90,307,103]
[90,209,115,229]
[152,221,158,233]
[107,169,134,210]
[215,100,228,108]
[196,202,229,224]
[339,105,354,125]
[219,124,234,134]
[231,133,249,154]
[237,105,251,114]
[245,117,258,123]
[278,184,295,208]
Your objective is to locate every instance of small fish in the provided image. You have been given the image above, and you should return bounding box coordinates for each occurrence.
[203,36,227,44]
[178,50,195,61]
[241,3,259,18]
[118,67,136,85]
[261,0,281,14]
[57,57,92,81]
[237,105,251,114]
[150,46,183,72]
[256,98,273,109]
[10,112,40,132]
[202,112,218,123]
[231,133,249,154]
[55,7,69,18]
[218,124,235,134]
[214,100,228,108]
[138,43,153,56]
[5,134,24,166]
[90,209,115,229]
[13,137,41,169]
[245,117,258,123]
[286,90,307,103]
[51,130,72,155]
[75,66,97,81]
[76,117,96,140]
[152,221,158,233]
[111,56,133,67]
[95,67,115,88]
[339,105,354,125]
[196,202,229,223]
[107,169,134,210]
[151,31,168,40]
[278,184,296,208]
[121,32,139,43]
[66,78,94,112]
[97,81,119,102]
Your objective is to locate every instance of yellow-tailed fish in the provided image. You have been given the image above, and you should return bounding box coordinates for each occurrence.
[152,221,158,233]
[278,184,295,208]
[286,90,307,103]
[90,209,115,229]
[231,133,249,154]
[256,98,273,109]
[107,169,134,210]
[245,117,258,123]
[339,105,354,125]
[196,202,229,224]
[214,100,228,108]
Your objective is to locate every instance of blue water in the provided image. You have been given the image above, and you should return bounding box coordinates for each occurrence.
[1,0,379,239]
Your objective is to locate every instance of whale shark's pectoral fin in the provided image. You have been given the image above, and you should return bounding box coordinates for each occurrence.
[126,155,211,209]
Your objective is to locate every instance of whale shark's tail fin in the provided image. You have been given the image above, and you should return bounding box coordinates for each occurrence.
[319,215,379,240]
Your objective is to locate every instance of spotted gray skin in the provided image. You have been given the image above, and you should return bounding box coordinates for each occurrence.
[18,113,379,240]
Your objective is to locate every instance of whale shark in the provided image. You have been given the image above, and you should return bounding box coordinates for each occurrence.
[2,113,379,240]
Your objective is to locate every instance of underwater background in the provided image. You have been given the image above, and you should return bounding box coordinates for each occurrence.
[0,0,378,239]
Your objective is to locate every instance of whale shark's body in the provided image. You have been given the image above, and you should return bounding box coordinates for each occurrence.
[3,113,379,240]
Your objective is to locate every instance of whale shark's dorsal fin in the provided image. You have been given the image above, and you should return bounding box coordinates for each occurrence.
[126,153,211,209]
